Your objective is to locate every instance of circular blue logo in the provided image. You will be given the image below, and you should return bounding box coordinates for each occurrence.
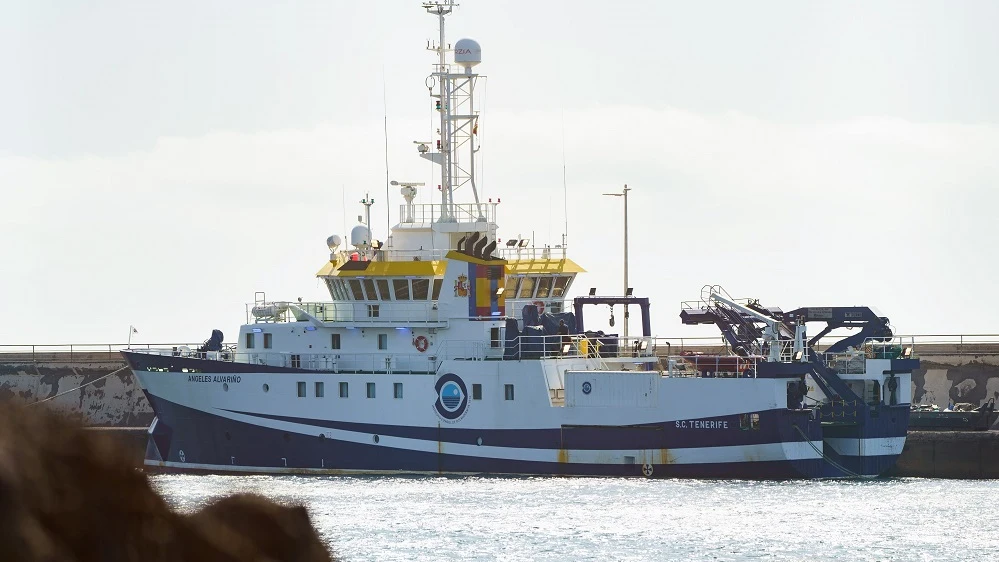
[582,381,592,395]
[435,373,469,421]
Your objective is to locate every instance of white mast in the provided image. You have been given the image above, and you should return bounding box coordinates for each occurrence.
[422,1,484,223]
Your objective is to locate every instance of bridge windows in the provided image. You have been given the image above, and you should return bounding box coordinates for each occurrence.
[393,279,410,300]
[368,304,380,318]
[362,279,377,300]
[412,278,430,300]
[536,277,552,298]
[348,279,365,300]
[263,333,272,349]
[432,278,443,300]
[552,276,570,297]
[518,277,535,299]
[504,275,573,299]
[245,332,255,349]
[377,279,391,301]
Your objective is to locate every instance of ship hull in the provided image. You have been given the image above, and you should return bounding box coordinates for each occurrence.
[126,353,906,479]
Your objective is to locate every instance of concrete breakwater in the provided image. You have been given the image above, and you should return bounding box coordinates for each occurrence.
[0,349,153,427]
[891,430,999,478]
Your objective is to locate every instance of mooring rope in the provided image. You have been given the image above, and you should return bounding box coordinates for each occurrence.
[28,366,131,407]
[791,423,864,479]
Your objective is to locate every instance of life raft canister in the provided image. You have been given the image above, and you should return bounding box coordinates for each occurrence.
[414,335,429,352]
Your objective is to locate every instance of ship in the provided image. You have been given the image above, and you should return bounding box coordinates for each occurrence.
[123,1,919,479]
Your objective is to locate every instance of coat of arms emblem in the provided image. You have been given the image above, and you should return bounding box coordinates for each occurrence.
[454,274,470,297]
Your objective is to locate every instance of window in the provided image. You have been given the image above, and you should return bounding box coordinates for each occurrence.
[504,384,515,401]
[518,277,536,298]
[367,304,380,318]
[472,384,482,400]
[339,381,348,398]
[377,279,391,301]
[553,276,570,297]
[348,279,365,300]
[291,354,301,369]
[393,279,410,300]
[751,413,760,430]
[536,276,552,298]
[412,278,430,300]
[245,332,255,349]
[432,278,443,300]
[297,381,306,398]
[334,279,349,300]
[331,333,341,349]
[506,276,521,297]
[490,327,501,348]
[394,382,403,399]
[315,382,325,398]
[362,279,377,300]
[377,334,388,350]
[263,333,273,349]
[367,382,376,398]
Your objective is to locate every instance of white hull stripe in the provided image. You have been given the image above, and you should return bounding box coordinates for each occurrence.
[825,437,906,456]
[209,408,822,465]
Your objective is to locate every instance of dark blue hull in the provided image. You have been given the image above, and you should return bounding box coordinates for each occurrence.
[141,392,906,479]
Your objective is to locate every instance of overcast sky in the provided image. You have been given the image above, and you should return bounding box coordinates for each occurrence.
[2,0,998,346]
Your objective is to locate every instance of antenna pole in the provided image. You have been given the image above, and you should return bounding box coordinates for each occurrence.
[383,72,391,245]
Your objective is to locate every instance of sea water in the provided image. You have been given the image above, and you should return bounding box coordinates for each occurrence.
[153,475,999,561]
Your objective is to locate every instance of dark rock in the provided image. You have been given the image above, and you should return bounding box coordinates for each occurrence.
[0,403,334,562]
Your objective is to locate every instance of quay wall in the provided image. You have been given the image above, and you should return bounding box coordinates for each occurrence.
[0,352,152,427]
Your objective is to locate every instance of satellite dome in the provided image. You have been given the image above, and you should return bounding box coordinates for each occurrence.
[326,234,342,252]
[350,224,371,248]
[454,38,481,70]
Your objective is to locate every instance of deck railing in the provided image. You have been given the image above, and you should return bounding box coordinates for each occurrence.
[4,334,999,365]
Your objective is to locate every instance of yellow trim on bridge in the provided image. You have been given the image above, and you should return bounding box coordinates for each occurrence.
[505,258,586,275]
[315,255,584,277]
[316,260,446,277]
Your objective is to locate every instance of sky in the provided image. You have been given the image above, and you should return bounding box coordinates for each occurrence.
[2,0,998,346]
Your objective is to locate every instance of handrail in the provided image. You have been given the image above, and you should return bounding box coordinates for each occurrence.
[4,333,999,365]
[0,343,225,364]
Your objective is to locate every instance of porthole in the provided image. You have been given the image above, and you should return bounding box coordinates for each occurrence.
[373,434,380,444]
[319,433,326,440]
[223,383,229,392]
[476,437,483,446]
[262,383,270,393]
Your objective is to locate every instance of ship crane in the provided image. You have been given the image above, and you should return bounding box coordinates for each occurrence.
[706,288,807,363]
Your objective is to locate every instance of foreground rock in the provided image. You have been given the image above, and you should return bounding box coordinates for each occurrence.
[0,403,333,562]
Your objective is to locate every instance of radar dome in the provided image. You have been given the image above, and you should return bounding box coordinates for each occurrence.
[454,38,481,70]
[350,224,371,248]
[326,234,342,252]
